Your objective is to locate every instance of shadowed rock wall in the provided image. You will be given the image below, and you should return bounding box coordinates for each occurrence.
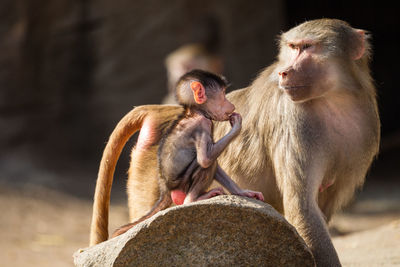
[0,0,284,172]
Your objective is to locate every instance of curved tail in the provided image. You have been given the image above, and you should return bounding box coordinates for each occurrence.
[111,187,172,238]
[89,105,183,246]
[89,106,149,246]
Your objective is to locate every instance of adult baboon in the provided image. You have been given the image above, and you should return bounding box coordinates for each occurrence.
[90,19,380,267]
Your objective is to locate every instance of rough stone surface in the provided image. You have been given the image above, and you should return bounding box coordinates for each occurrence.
[74,195,315,267]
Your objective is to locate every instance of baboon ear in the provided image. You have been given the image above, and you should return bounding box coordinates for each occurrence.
[190,81,207,104]
[352,29,366,60]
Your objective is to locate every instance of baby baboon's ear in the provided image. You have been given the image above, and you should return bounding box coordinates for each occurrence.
[190,81,207,104]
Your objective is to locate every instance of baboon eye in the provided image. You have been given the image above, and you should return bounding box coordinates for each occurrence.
[288,43,296,49]
[302,44,312,50]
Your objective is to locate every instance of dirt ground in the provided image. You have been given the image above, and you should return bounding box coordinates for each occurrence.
[0,149,399,266]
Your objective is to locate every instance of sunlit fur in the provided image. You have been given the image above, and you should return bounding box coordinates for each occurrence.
[90,19,380,267]
[214,18,379,266]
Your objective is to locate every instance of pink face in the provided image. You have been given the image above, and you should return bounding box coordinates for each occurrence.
[205,88,235,121]
[278,41,330,102]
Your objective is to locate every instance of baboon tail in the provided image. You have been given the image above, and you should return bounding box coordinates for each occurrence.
[89,105,150,246]
[89,105,183,246]
[111,189,172,238]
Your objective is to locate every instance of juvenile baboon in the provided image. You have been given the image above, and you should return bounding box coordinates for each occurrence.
[111,70,263,237]
[90,19,380,267]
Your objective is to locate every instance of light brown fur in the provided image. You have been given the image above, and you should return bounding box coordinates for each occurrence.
[90,19,380,267]
[90,105,183,245]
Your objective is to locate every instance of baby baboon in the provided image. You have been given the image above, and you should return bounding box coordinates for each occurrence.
[111,70,263,237]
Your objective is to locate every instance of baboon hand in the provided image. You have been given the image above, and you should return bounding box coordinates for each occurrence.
[236,190,264,201]
[229,112,242,134]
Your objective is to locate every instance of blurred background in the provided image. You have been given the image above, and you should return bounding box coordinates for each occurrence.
[0,0,399,266]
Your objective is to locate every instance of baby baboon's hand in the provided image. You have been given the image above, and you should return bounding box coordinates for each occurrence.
[229,112,242,135]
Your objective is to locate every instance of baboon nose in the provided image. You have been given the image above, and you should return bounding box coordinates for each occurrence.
[279,71,288,78]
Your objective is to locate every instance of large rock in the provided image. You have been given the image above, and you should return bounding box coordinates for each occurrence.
[74,195,315,266]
